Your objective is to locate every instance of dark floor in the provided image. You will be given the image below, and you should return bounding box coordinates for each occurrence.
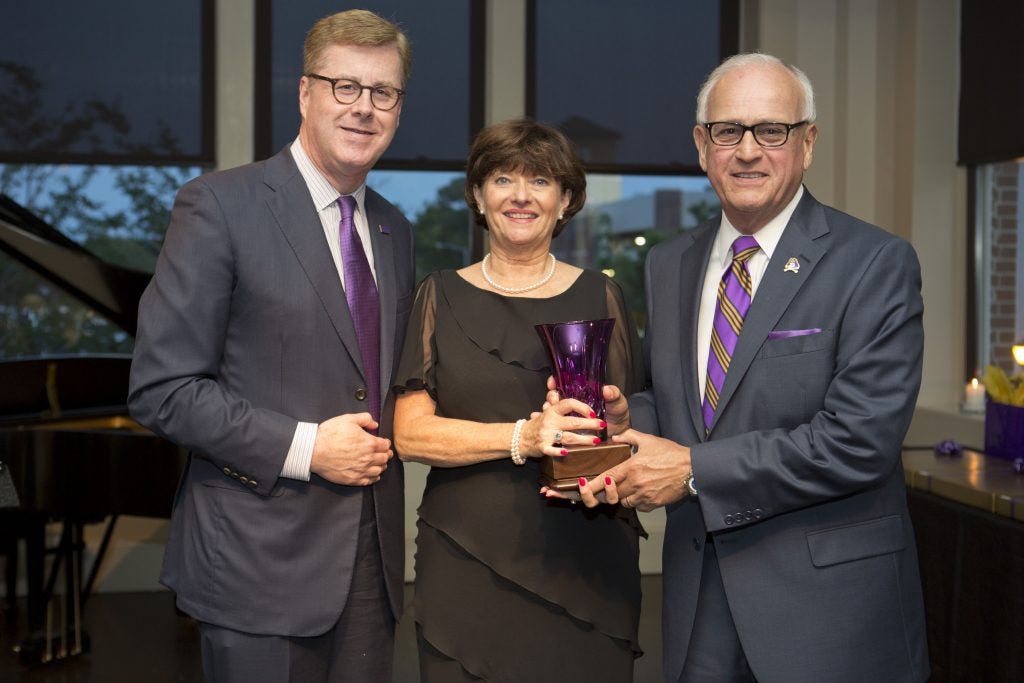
[0,577,664,682]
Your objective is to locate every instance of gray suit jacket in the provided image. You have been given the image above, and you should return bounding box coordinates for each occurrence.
[128,148,415,636]
[632,191,929,682]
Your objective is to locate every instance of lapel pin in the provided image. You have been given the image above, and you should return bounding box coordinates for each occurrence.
[783,257,800,274]
[378,224,391,234]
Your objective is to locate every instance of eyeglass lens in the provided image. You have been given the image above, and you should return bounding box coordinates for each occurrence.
[709,122,795,147]
[333,79,400,110]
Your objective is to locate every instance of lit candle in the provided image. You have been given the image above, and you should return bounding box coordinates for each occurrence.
[963,378,986,413]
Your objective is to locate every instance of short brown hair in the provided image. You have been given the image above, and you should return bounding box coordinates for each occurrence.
[464,119,586,237]
[303,9,412,85]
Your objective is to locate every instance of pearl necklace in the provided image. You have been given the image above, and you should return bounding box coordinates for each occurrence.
[481,253,557,294]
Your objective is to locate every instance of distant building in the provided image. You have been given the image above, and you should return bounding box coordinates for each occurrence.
[555,187,720,268]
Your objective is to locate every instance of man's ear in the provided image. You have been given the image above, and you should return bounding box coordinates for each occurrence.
[693,125,709,172]
[802,123,818,171]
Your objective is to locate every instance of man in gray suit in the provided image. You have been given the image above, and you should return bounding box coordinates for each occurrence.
[128,10,415,682]
[578,53,929,682]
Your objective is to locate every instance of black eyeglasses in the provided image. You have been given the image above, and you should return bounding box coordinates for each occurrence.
[703,121,808,148]
[305,74,405,111]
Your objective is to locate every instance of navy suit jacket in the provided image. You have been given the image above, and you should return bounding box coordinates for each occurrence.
[128,147,415,636]
[632,190,929,682]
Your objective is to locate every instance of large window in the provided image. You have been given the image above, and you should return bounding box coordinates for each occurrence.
[0,0,213,359]
[529,0,736,173]
[973,162,1023,376]
[959,0,1024,380]
[0,0,213,165]
[260,0,482,167]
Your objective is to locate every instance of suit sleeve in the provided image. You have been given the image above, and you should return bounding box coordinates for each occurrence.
[693,237,924,532]
[128,178,296,495]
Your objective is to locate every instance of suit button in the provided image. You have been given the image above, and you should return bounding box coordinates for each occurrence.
[248,480,258,488]
[231,471,240,478]
[222,466,231,475]
[754,508,763,519]
[239,476,249,484]
[692,537,701,551]
[354,387,368,401]
[745,510,753,521]
[724,514,733,525]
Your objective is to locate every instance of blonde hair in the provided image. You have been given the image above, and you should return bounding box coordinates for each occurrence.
[303,9,411,85]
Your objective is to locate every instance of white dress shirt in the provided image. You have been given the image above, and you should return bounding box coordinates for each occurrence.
[695,185,804,403]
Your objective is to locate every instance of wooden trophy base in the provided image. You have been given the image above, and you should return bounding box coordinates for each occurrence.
[538,442,632,493]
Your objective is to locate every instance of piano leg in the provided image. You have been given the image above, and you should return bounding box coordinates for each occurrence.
[24,513,45,632]
[15,518,91,665]
[1,527,15,618]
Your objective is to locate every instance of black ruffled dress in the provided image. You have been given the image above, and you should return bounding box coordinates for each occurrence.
[394,269,645,682]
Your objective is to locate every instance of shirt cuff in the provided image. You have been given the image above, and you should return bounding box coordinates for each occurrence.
[280,422,317,481]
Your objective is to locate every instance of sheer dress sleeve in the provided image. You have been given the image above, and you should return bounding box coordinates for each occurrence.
[603,276,645,397]
[393,272,441,400]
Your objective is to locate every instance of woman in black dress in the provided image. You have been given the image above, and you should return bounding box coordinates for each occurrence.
[393,119,644,682]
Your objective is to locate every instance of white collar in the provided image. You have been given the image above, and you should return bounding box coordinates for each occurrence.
[711,185,804,267]
[290,136,367,213]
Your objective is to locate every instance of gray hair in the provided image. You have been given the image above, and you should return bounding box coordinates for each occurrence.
[695,53,816,124]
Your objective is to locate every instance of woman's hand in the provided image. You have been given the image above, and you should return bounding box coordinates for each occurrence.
[543,378,630,436]
[520,396,605,458]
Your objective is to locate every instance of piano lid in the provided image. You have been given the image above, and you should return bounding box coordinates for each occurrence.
[0,193,152,336]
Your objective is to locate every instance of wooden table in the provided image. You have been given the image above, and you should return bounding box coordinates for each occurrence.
[902,447,1024,682]
[903,447,1024,521]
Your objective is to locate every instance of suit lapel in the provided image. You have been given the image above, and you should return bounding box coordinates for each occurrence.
[678,225,716,439]
[263,150,367,379]
[709,193,829,432]
[365,190,396,404]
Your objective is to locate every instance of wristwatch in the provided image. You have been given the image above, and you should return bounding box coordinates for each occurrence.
[683,469,697,497]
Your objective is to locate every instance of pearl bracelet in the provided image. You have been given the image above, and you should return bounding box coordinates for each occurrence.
[510,418,527,465]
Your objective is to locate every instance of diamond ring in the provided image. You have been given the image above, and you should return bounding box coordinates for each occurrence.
[553,430,563,447]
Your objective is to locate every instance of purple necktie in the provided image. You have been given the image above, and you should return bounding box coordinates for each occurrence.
[702,235,760,432]
[338,195,381,423]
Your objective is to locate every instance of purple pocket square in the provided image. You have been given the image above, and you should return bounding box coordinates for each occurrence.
[767,327,822,340]
[378,224,391,234]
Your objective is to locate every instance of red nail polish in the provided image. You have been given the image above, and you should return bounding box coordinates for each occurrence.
[604,476,613,486]
[578,477,587,488]
[589,411,597,418]
[593,437,601,445]
[599,421,607,429]
[560,449,568,456]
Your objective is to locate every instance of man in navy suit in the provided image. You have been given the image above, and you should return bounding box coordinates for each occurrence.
[128,10,415,682]
[579,53,929,682]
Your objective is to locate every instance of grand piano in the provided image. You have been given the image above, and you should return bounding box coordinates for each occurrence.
[0,193,187,664]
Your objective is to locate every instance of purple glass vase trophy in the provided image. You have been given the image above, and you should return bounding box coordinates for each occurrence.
[534,319,632,494]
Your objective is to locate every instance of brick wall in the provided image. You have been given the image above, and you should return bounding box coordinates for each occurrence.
[988,161,1020,374]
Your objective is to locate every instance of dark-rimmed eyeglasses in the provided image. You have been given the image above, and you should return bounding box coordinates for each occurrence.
[703,121,808,148]
[305,74,405,111]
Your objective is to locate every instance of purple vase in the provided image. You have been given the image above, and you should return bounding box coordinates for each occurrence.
[535,318,616,423]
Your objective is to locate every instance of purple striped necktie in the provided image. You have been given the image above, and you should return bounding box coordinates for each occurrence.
[702,235,760,432]
[338,195,381,423]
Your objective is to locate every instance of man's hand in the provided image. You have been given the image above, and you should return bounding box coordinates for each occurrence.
[576,429,691,512]
[311,413,393,486]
